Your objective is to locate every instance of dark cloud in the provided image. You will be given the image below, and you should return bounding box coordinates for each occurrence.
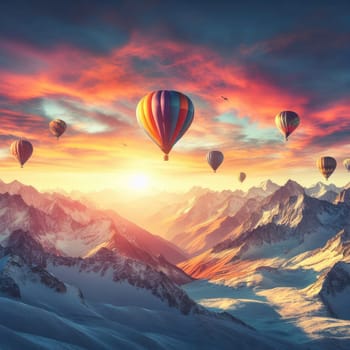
[240,26,350,109]
[1,0,348,55]
[0,0,129,54]
[303,120,350,149]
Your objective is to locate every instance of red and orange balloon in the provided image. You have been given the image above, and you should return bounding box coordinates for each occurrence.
[275,111,300,141]
[11,139,33,168]
[49,119,67,139]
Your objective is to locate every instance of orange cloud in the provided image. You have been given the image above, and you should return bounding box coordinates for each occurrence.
[0,35,349,191]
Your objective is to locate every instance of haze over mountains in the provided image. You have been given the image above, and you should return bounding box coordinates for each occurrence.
[1,178,350,349]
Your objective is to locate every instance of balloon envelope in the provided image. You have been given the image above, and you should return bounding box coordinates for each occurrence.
[49,119,67,139]
[136,90,194,160]
[275,111,300,141]
[11,139,33,168]
[343,159,350,172]
[317,156,337,180]
[207,151,224,173]
[239,172,246,183]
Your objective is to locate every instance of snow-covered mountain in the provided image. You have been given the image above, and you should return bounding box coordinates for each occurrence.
[306,182,343,203]
[2,178,350,349]
[180,180,350,279]
[0,179,187,267]
[0,230,301,350]
[177,180,350,349]
[130,181,280,256]
[0,230,203,315]
[245,179,280,199]
[0,190,192,289]
[0,179,53,209]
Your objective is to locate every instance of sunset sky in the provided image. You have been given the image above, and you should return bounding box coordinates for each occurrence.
[0,0,350,193]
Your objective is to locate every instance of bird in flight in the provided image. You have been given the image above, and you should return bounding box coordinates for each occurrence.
[221,96,228,101]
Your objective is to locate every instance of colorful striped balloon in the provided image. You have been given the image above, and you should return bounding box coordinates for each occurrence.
[343,159,350,172]
[207,150,224,173]
[317,156,337,181]
[275,111,300,141]
[136,90,194,161]
[10,139,33,168]
[49,119,67,140]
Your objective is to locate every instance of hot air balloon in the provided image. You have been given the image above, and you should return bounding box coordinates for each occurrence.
[317,156,337,181]
[343,159,350,172]
[136,90,194,161]
[239,172,246,183]
[49,119,67,140]
[10,139,33,168]
[207,151,224,173]
[275,111,300,141]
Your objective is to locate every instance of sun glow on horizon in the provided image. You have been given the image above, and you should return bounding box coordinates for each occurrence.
[127,173,150,192]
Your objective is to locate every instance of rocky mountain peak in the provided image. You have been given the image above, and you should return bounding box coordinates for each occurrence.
[259,179,279,192]
[335,187,350,205]
[269,179,304,203]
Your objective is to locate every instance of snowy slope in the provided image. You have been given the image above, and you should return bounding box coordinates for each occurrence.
[0,184,189,284]
[179,181,350,349]
[0,236,302,350]
[306,182,343,199]
[245,179,280,199]
[0,295,303,350]
[184,250,350,349]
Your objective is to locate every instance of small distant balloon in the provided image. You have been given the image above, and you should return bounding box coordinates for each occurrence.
[11,139,33,168]
[207,151,224,173]
[343,159,350,172]
[275,111,300,141]
[317,156,337,181]
[49,119,67,140]
[136,90,194,161]
[239,172,246,183]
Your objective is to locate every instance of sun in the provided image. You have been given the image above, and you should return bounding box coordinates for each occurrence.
[127,173,150,192]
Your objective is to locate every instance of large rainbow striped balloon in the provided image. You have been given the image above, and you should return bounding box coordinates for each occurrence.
[136,90,194,160]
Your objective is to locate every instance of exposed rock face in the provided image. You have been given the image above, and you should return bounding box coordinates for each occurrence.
[319,261,350,320]
[31,266,66,293]
[0,232,200,316]
[51,247,200,315]
[0,276,21,298]
[321,262,350,295]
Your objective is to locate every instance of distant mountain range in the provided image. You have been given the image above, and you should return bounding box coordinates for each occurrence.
[92,179,348,258]
[0,180,303,349]
[0,179,186,264]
